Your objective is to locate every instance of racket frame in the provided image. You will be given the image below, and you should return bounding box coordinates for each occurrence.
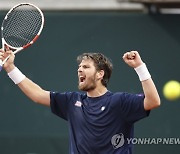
[0,3,44,69]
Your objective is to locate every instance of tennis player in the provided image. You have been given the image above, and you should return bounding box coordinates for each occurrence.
[0,50,160,154]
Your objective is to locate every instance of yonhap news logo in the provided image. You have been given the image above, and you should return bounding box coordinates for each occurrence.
[111,133,125,149]
[111,133,180,149]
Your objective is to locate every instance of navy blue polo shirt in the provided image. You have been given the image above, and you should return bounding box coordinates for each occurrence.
[50,91,150,154]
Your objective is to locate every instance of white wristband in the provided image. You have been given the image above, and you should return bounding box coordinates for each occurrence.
[8,67,26,84]
[134,63,151,81]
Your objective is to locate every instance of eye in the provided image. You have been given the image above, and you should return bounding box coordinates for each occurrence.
[83,65,90,69]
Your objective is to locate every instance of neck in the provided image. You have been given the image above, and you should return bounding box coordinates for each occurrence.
[87,85,108,97]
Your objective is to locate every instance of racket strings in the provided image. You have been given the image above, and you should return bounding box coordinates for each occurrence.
[2,4,43,47]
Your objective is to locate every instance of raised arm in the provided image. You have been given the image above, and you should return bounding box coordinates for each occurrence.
[122,51,161,111]
[0,49,50,106]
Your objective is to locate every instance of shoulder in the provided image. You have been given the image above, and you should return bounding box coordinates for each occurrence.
[50,91,86,100]
[108,92,144,107]
[109,92,127,100]
[111,92,144,100]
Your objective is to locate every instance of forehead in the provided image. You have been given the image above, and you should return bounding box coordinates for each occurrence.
[79,58,95,66]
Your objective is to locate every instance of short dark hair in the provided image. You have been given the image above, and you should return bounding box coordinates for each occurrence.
[77,53,113,87]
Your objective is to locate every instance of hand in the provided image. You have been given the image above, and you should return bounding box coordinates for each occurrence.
[122,51,144,68]
[0,49,15,73]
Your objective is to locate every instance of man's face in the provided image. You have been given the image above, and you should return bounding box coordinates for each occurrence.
[77,59,98,91]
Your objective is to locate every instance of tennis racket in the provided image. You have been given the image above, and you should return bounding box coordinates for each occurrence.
[0,3,44,71]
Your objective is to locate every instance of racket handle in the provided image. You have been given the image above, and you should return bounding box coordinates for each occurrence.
[2,55,10,65]
[0,59,3,72]
[0,55,12,72]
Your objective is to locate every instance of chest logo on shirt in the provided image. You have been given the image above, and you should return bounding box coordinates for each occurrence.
[75,101,82,107]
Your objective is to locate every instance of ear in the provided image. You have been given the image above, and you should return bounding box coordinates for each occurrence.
[96,70,105,80]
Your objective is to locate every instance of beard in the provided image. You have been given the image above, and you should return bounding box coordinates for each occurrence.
[78,74,97,91]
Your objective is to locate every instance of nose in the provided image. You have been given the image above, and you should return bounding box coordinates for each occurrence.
[77,66,82,73]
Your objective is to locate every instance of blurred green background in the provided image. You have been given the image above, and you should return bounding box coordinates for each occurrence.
[0,11,179,154]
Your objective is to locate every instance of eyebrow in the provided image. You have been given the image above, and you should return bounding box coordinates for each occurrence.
[79,63,90,67]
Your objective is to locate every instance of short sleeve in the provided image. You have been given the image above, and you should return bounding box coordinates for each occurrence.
[50,91,73,121]
[118,93,150,123]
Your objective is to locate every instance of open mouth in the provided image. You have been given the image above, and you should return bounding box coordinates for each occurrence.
[79,76,86,83]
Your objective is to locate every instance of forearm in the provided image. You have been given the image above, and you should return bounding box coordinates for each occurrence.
[1,50,50,106]
[7,66,50,106]
[17,77,50,106]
